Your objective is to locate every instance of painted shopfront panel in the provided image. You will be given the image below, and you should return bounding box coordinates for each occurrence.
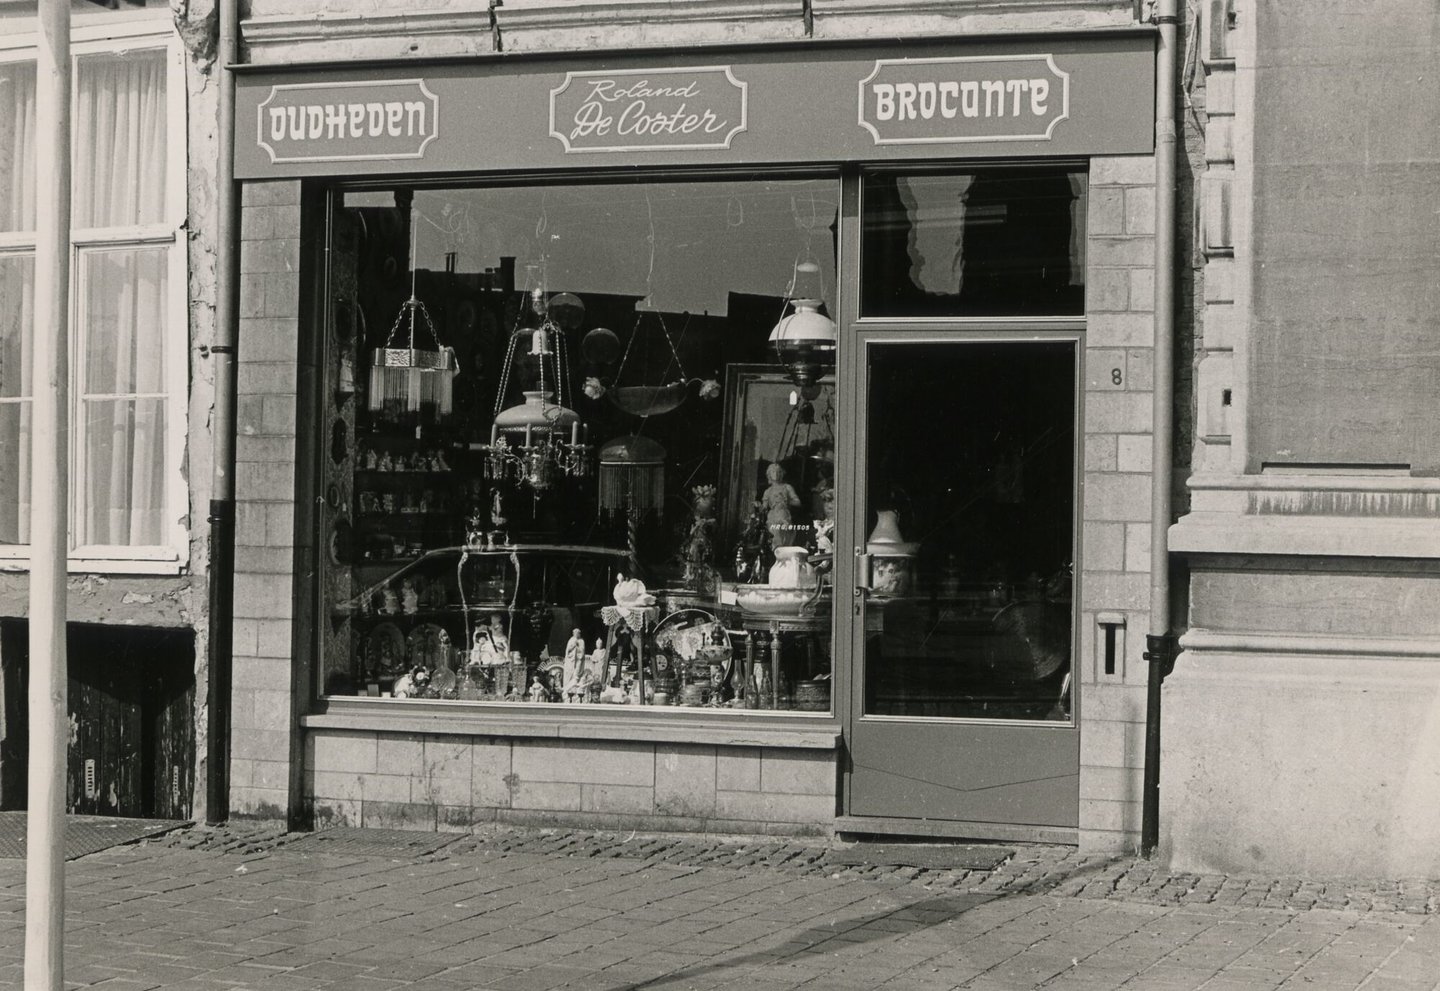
[235,35,1154,178]
[235,36,1154,838]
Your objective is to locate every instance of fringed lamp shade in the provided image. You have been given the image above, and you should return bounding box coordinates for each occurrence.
[368,295,458,420]
[369,345,458,416]
[598,434,666,516]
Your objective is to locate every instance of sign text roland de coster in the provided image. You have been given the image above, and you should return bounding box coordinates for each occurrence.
[550,66,749,154]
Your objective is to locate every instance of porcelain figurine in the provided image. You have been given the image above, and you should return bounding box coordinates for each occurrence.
[470,617,508,667]
[761,462,800,538]
[392,669,414,698]
[734,501,772,583]
[561,628,587,699]
[613,574,656,608]
[400,578,419,615]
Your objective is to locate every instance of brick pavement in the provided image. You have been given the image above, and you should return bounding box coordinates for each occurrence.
[0,822,1434,990]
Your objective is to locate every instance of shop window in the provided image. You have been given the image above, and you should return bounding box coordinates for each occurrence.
[860,167,1087,318]
[0,33,187,572]
[320,178,839,713]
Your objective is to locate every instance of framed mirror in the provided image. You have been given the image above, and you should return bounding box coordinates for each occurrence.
[717,365,836,558]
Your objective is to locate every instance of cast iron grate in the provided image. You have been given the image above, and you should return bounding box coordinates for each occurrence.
[0,812,187,861]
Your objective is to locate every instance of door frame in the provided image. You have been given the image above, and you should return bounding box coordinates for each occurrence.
[832,168,1087,841]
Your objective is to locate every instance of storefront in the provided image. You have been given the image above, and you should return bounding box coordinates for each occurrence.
[230,31,1157,845]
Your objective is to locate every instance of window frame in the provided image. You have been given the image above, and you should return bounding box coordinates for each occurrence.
[0,20,189,575]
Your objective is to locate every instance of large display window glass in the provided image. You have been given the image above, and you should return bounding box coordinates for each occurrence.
[319,177,840,714]
[861,167,1087,317]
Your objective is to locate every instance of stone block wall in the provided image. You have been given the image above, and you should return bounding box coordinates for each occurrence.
[1077,153,1158,853]
[230,181,305,819]
[306,731,838,835]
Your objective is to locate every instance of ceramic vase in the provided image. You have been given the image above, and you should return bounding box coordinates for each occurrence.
[768,546,816,588]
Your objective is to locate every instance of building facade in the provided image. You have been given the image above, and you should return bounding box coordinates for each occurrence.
[0,0,1436,876]
[0,0,220,820]
[227,0,1166,851]
[1164,0,1440,877]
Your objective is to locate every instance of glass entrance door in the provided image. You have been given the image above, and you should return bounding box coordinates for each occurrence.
[845,337,1079,829]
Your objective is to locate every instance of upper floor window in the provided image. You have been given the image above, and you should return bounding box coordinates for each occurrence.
[0,17,187,573]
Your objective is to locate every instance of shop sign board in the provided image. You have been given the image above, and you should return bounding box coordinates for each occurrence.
[549,66,748,153]
[235,34,1154,178]
[255,79,440,164]
[858,55,1069,146]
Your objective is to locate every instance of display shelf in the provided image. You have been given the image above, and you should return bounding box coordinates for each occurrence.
[334,602,513,620]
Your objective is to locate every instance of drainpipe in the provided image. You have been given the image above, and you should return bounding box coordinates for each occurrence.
[1141,0,1180,857]
[205,0,240,825]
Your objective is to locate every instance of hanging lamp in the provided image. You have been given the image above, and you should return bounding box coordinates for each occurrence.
[597,434,667,517]
[367,216,458,423]
[478,282,591,491]
[769,261,836,390]
[598,432,667,572]
[769,298,836,391]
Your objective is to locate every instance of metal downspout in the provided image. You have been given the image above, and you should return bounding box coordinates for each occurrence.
[1141,0,1180,857]
[205,0,240,825]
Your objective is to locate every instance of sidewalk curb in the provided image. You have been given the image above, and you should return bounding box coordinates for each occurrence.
[147,820,1440,916]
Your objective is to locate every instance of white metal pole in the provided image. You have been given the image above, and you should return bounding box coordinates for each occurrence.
[25,1,71,988]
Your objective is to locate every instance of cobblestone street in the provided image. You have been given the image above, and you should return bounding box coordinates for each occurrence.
[0,823,1435,990]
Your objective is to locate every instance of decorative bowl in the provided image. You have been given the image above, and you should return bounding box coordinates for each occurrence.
[734,584,831,618]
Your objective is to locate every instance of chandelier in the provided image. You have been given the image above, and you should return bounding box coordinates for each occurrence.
[477,284,592,491]
[367,216,458,423]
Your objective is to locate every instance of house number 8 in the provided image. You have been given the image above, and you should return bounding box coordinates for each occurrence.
[1111,367,1123,386]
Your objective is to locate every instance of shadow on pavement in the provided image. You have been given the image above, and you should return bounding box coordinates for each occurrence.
[630,892,997,989]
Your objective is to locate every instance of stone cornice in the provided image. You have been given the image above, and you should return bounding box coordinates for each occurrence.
[495,0,802,30]
[243,11,495,47]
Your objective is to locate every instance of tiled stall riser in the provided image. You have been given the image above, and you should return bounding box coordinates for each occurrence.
[304,731,838,836]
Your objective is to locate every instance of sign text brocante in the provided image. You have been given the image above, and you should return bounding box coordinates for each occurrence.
[858,55,1070,145]
[549,67,748,154]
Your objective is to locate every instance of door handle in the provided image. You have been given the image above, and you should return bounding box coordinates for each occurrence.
[854,551,872,599]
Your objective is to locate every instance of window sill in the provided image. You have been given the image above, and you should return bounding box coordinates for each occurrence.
[304,697,841,750]
[0,558,187,577]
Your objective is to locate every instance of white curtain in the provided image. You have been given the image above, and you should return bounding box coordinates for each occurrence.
[78,249,166,547]
[71,50,168,548]
[0,62,36,545]
[0,256,34,546]
[0,51,168,550]
[73,51,167,228]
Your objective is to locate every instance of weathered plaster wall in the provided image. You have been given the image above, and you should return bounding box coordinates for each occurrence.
[176,0,222,825]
